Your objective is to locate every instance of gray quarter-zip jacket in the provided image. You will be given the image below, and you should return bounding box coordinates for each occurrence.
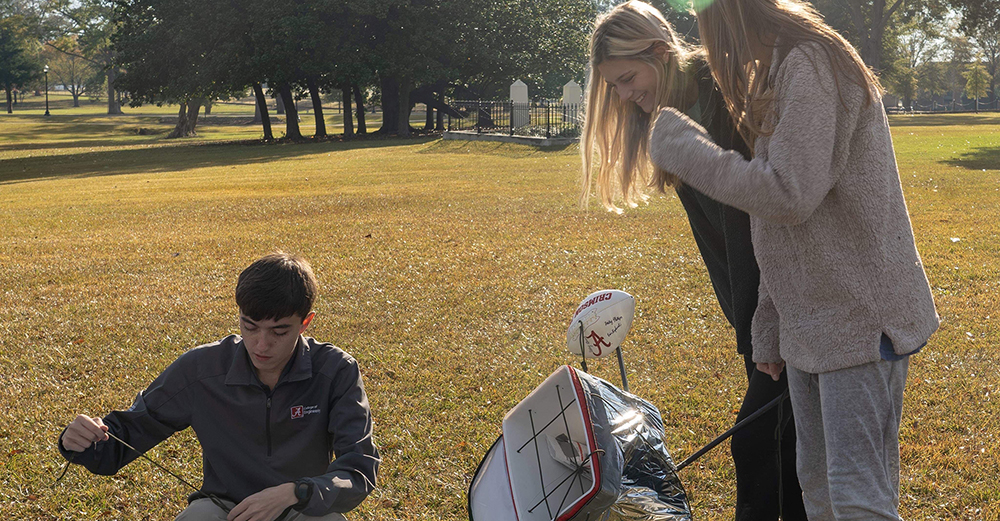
[58,335,379,516]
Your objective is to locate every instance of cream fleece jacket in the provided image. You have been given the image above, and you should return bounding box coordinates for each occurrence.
[649,43,938,373]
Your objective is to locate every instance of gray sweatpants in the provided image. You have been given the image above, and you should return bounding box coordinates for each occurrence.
[174,498,348,521]
[786,358,909,521]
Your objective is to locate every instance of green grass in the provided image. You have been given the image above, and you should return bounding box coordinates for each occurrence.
[1,112,998,520]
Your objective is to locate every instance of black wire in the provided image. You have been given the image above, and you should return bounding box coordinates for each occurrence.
[53,452,75,487]
[94,431,233,514]
[776,389,785,519]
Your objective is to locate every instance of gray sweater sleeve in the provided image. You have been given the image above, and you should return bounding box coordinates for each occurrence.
[648,46,848,225]
[751,282,781,364]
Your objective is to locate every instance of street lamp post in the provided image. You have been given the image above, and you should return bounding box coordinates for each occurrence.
[43,65,50,116]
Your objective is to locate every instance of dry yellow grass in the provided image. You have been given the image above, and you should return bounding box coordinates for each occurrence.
[0,113,998,520]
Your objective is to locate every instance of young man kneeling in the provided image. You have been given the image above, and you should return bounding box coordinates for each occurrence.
[58,252,379,521]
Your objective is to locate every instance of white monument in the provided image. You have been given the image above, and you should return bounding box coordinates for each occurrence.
[510,79,530,128]
[510,79,529,103]
[562,80,582,106]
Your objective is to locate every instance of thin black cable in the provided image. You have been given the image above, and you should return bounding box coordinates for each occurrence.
[102,431,232,514]
[53,452,75,486]
[676,390,787,471]
[776,391,785,520]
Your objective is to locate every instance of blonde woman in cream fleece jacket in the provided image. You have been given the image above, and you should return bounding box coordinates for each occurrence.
[646,0,938,519]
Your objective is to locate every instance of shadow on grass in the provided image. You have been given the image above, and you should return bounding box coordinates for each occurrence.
[419,139,576,158]
[888,113,1000,127]
[0,116,169,148]
[0,136,172,152]
[941,145,1000,171]
[0,135,440,185]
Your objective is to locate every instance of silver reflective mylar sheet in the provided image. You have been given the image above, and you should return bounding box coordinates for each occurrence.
[574,370,692,521]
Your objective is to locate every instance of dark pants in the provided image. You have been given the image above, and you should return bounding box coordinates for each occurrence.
[731,354,807,521]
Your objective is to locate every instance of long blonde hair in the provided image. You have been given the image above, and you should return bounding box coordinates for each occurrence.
[696,0,881,146]
[580,0,703,211]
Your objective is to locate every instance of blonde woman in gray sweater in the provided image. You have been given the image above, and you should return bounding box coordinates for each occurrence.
[645,0,939,519]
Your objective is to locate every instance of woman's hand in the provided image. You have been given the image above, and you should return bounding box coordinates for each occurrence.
[756,362,785,382]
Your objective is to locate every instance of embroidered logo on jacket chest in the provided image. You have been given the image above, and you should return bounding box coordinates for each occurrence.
[290,405,321,419]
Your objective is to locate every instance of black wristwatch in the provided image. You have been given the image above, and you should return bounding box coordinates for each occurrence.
[293,478,313,509]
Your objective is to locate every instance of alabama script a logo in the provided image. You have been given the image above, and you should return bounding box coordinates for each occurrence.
[586,331,611,356]
[290,406,304,419]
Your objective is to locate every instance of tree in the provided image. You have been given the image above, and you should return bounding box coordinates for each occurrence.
[953,0,1000,109]
[112,0,247,137]
[452,0,595,100]
[355,0,594,136]
[944,31,973,110]
[0,16,41,113]
[973,31,1000,110]
[963,55,992,112]
[41,35,95,107]
[812,0,947,73]
[48,0,123,114]
[916,61,948,107]
[883,15,941,108]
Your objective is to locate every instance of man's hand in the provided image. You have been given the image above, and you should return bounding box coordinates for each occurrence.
[228,482,297,521]
[756,361,785,382]
[61,415,109,452]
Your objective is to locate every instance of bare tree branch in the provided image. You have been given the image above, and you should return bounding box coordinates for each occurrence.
[45,41,101,67]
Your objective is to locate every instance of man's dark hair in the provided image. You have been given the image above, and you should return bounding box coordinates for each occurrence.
[235,252,318,321]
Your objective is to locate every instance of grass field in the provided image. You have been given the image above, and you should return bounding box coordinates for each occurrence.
[1,110,998,520]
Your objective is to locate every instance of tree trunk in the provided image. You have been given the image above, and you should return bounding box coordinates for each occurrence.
[278,84,302,140]
[276,92,286,114]
[424,103,434,130]
[397,76,413,137]
[342,85,354,137]
[167,103,189,138]
[844,0,906,73]
[186,98,204,134]
[436,90,444,130]
[378,75,399,134]
[253,83,273,140]
[72,90,80,107]
[5,84,12,114]
[307,78,326,138]
[204,101,212,115]
[353,84,367,134]
[106,67,123,115]
[167,98,204,138]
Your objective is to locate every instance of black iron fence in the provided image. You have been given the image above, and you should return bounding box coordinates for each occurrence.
[447,99,582,138]
[886,97,1000,114]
